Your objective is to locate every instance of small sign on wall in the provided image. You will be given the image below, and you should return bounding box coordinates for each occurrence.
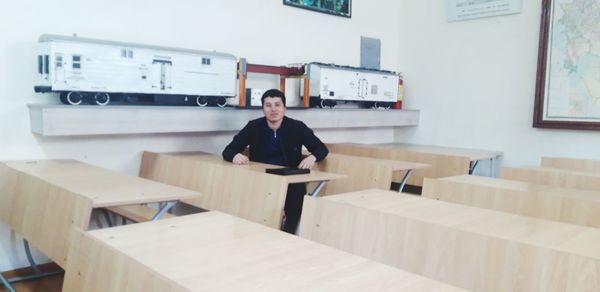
[447,0,522,22]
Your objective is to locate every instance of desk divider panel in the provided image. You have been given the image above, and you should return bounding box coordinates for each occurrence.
[327,143,470,186]
[140,151,289,229]
[502,167,600,191]
[541,157,600,173]
[300,189,600,292]
[312,153,395,196]
[63,227,188,292]
[63,212,465,292]
[422,175,600,228]
[0,162,93,269]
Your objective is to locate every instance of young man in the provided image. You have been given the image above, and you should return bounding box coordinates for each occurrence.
[222,89,328,233]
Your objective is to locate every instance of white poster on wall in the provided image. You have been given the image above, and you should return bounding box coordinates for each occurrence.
[447,0,523,22]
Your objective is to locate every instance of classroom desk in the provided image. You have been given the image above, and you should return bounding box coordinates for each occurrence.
[314,152,430,194]
[327,143,502,186]
[502,166,600,191]
[300,189,600,292]
[422,174,600,228]
[541,156,600,173]
[139,151,345,229]
[0,159,200,290]
[62,211,464,292]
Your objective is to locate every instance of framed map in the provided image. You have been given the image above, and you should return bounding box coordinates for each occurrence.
[283,0,351,18]
[534,0,600,130]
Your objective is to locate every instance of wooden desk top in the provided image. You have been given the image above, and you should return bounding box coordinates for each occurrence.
[3,160,200,207]
[63,211,463,292]
[319,189,600,259]
[439,174,600,202]
[522,166,600,178]
[326,152,430,171]
[163,152,346,184]
[372,143,502,161]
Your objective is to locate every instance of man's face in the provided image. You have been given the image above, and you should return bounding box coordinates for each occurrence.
[262,96,286,124]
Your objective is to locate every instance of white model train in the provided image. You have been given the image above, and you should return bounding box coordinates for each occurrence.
[34,34,237,106]
[304,62,401,109]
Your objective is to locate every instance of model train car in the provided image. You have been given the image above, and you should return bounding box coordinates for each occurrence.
[34,34,237,106]
[304,62,400,109]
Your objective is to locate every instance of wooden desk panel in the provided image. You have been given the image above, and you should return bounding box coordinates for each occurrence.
[422,175,600,228]
[502,166,600,191]
[542,157,600,173]
[140,151,289,228]
[0,160,199,268]
[378,143,502,161]
[327,143,472,186]
[300,189,600,292]
[313,153,429,195]
[63,212,464,292]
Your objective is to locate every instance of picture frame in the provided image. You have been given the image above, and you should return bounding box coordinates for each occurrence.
[533,0,600,130]
[283,0,351,18]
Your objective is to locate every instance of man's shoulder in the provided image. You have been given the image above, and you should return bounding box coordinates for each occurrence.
[247,117,266,126]
[283,116,306,127]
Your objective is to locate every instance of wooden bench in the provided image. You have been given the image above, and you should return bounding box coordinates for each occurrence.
[541,156,600,173]
[105,205,176,223]
[300,189,600,292]
[63,212,464,292]
[502,166,600,191]
[311,152,429,195]
[327,143,500,186]
[422,175,600,228]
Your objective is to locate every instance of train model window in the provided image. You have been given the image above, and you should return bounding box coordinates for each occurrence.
[44,55,49,74]
[38,55,43,74]
[72,55,81,69]
[56,55,63,68]
[202,57,211,65]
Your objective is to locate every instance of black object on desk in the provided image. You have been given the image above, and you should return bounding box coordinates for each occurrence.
[265,167,310,176]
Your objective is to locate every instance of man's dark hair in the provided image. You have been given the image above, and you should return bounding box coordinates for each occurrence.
[261,89,286,106]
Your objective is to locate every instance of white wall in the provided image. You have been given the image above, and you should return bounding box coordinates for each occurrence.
[0,0,403,271]
[395,0,600,166]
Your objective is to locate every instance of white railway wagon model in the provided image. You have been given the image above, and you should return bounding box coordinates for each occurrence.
[34,34,237,106]
[305,62,400,109]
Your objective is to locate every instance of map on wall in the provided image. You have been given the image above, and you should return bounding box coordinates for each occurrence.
[534,0,600,130]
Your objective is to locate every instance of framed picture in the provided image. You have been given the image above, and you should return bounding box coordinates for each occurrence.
[283,0,351,18]
[533,0,600,130]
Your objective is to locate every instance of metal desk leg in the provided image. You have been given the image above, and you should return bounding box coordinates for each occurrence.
[102,209,113,227]
[0,272,15,292]
[295,181,328,235]
[152,201,177,221]
[23,240,40,274]
[397,170,413,192]
[310,181,327,198]
[0,240,64,292]
[469,160,479,175]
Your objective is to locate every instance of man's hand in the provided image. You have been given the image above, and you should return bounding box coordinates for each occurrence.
[232,153,249,165]
[298,155,316,169]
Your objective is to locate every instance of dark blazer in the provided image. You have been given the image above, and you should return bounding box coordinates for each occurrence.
[222,116,328,168]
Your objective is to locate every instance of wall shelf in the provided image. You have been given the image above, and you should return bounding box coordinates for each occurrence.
[28,104,419,136]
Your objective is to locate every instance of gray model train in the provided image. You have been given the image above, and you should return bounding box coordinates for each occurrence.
[34,34,237,106]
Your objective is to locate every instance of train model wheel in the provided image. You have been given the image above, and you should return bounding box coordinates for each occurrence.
[196,96,208,107]
[94,93,110,106]
[66,92,83,105]
[320,99,337,109]
[216,97,227,108]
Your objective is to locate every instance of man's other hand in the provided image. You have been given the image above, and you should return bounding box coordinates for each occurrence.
[232,153,249,165]
[298,155,316,169]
